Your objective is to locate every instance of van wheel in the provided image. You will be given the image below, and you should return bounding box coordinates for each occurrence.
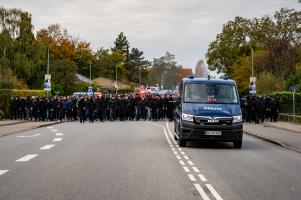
[233,140,242,149]
[179,139,186,147]
[174,134,178,140]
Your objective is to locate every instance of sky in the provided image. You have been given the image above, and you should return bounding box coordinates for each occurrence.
[1,0,301,71]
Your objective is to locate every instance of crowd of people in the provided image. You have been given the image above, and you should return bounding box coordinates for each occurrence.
[9,93,280,124]
[9,93,177,123]
[240,95,279,123]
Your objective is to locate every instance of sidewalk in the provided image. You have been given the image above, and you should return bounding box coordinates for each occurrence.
[244,122,301,153]
[0,120,62,137]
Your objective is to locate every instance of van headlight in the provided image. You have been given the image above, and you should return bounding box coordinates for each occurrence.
[233,115,242,123]
[182,113,194,122]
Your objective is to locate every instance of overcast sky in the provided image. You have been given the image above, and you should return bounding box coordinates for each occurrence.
[2,0,301,70]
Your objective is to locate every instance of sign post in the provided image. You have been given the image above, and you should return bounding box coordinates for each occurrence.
[44,74,51,96]
[289,85,299,123]
[249,77,256,95]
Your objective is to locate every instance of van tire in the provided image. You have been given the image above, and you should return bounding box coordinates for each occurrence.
[179,139,186,147]
[233,140,242,148]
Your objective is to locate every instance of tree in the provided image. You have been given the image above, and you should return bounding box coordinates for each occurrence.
[146,52,181,89]
[127,48,151,83]
[112,32,130,55]
[0,68,28,89]
[206,8,301,93]
[93,48,126,80]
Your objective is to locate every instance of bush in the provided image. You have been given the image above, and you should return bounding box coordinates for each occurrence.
[273,91,301,115]
[0,89,47,118]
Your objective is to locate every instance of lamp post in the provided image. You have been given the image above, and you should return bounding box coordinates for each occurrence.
[89,61,92,87]
[245,36,254,77]
[46,43,54,97]
[245,36,256,95]
[115,64,118,94]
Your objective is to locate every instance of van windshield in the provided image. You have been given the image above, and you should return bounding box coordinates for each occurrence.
[184,83,239,104]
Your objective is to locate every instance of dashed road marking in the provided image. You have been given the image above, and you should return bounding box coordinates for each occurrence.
[47,126,53,129]
[178,148,182,151]
[173,151,178,155]
[51,129,58,132]
[198,174,208,182]
[0,170,9,176]
[180,151,186,155]
[192,166,200,173]
[171,148,176,151]
[16,154,38,162]
[188,160,194,166]
[55,133,63,136]
[188,174,197,182]
[183,166,191,172]
[179,160,186,166]
[194,184,210,200]
[184,155,189,160]
[17,134,41,138]
[176,155,181,160]
[53,138,63,142]
[40,144,55,150]
[206,184,223,200]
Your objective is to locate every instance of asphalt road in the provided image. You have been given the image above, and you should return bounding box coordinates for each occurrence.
[0,121,300,200]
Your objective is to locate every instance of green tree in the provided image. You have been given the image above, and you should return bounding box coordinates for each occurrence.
[147,52,181,89]
[128,48,151,83]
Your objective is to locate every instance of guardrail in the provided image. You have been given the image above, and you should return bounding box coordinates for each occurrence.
[279,113,301,123]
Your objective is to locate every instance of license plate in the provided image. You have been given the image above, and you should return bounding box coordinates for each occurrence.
[205,131,222,136]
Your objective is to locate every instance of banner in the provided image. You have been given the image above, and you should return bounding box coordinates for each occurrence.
[44,74,51,91]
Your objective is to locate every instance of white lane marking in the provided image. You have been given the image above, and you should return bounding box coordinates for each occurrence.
[183,166,190,172]
[40,144,55,150]
[17,134,41,138]
[206,184,223,200]
[165,121,177,145]
[47,126,53,129]
[51,129,58,132]
[0,170,9,176]
[179,160,186,166]
[184,155,189,160]
[175,145,179,147]
[188,160,194,166]
[171,148,176,151]
[192,166,200,173]
[16,154,38,162]
[180,151,186,155]
[188,174,197,182]
[178,148,182,151]
[198,174,208,182]
[53,138,63,142]
[176,155,181,160]
[173,151,178,155]
[55,133,63,136]
[194,184,210,200]
[169,144,174,147]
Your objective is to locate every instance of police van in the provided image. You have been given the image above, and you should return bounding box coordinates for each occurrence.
[174,77,243,148]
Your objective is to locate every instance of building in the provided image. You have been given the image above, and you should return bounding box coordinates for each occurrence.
[180,68,193,78]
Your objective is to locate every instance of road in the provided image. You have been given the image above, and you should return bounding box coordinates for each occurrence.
[0,121,300,200]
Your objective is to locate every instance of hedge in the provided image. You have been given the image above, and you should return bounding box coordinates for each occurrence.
[0,89,47,118]
[273,92,301,115]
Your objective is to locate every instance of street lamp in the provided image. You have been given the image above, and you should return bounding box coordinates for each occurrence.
[46,43,55,97]
[161,70,167,90]
[245,36,256,95]
[245,36,254,77]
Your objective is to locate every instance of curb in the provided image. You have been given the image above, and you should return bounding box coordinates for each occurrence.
[0,121,27,127]
[263,123,301,134]
[0,121,63,138]
[244,130,301,154]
